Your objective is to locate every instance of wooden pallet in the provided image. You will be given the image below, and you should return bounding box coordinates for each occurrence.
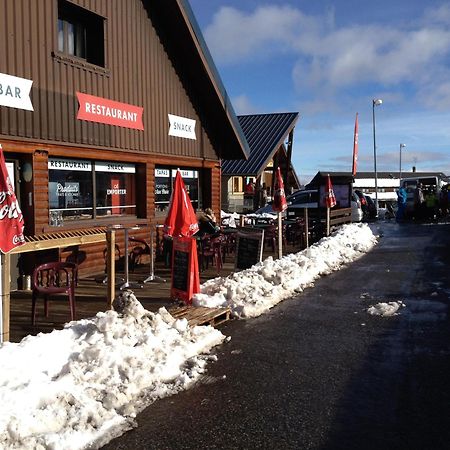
[169,305,231,327]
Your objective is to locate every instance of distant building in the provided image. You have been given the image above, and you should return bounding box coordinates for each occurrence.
[354,171,449,206]
[221,112,301,213]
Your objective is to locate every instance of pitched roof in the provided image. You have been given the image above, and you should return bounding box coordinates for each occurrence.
[143,0,250,160]
[221,112,300,176]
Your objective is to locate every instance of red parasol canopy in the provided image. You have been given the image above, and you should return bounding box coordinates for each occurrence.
[0,144,25,253]
[164,170,199,237]
[325,174,337,208]
[272,167,287,212]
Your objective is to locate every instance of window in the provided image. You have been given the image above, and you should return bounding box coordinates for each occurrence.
[48,158,137,226]
[58,0,105,67]
[155,167,199,216]
[232,176,243,193]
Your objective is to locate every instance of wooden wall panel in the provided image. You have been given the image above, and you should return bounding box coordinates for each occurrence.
[0,0,219,162]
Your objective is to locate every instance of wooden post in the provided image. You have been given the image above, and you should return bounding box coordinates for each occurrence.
[304,208,309,248]
[326,207,331,236]
[239,215,245,227]
[277,212,283,259]
[106,229,116,310]
[1,253,11,342]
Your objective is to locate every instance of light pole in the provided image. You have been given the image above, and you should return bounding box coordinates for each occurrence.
[399,143,406,185]
[372,98,382,213]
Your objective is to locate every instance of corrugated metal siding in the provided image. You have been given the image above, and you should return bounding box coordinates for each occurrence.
[0,0,217,160]
[222,112,299,176]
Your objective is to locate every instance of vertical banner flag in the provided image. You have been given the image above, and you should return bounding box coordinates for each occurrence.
[272,167,287,212]
[0,144,25,253]
[325,174,337,208]
[352,112,359,176]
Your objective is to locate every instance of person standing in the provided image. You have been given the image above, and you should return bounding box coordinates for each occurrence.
[396,186,407,222]
[413,183,425,220]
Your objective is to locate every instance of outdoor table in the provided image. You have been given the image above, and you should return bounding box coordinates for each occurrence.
[108,224,144,290]
[143,224,166,283]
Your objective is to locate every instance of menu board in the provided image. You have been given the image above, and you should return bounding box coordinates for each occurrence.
[235,228,264,270]
[172,249,189,292]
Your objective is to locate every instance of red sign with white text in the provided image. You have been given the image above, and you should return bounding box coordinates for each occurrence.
[76,92,144,130]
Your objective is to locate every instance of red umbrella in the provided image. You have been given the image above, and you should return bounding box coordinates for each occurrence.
[164,170,199,237]
[0,144,25,253]
[325,174,337,208]
[272,167,287,212]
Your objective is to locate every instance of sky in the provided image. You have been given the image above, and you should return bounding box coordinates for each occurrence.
[188,0,450,183]
[0,223,388,448]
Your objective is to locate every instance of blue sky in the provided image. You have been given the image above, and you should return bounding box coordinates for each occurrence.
[188,0,450,183]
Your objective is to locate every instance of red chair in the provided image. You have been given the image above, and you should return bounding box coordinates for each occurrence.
[202,235,225,274]
[31,262,78,325]
[128,236,150,271]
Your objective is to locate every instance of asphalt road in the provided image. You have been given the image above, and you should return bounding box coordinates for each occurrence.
[102,221,450,450]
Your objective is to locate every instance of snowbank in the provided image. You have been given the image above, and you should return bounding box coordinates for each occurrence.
[193,223,377,318]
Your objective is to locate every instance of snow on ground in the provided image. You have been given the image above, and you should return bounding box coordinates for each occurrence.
[0,222,377,449]
[0,292,225,450]
[367,301,406,316]
[193,223,378,318]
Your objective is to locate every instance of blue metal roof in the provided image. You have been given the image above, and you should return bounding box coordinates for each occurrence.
[222,112,299,176]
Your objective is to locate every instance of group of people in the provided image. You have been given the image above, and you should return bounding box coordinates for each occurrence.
[245,180,269,211]
[396,183,450,222]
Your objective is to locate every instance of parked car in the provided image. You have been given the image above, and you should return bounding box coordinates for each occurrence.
[351,192,363,222]
[364,195,378,220]
[354,189,368,217]
[255,189,319,214]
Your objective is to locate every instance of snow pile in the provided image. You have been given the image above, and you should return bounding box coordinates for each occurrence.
[193,223,377,318]
[0,291,225,450]
[220,211,240,228]
[367,301,406,317]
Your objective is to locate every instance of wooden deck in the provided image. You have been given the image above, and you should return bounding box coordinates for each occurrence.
[8,239,303,343]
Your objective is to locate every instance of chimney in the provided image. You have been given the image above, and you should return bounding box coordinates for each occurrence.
[412,166,416,173]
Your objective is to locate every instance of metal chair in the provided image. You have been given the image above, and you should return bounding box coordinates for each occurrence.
[31,262,78,325]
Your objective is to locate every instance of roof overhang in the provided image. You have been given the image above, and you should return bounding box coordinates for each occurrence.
[142,0,250,160]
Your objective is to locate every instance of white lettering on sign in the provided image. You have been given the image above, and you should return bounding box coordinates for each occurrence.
[0,72,33,111]
[155,169,170,177]
[48,158,92,171]
[171,169,198,179]
[95,161,135,173]
[168,114,196,140]
[85,102,138,123]
[56,183,79,196]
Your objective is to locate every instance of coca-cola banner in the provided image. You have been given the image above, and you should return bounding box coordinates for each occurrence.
[0,144,25,253]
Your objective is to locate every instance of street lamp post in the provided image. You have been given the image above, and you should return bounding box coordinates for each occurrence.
[372,98,383,214]
[399,143,406,184]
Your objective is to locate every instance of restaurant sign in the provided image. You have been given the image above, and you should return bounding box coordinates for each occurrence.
[76,92,144,130]
[168,114,196,140]
[0,72,33,111]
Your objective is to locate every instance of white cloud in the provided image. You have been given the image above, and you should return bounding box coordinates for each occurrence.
[204,4,450,111]
[232,94,260,115]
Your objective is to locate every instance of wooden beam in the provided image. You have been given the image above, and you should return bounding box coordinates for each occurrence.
[10,234,106,254]
[106,230,116,310]
[1,253,11,342]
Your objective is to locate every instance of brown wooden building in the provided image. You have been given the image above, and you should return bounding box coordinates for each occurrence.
[0,0,249,280]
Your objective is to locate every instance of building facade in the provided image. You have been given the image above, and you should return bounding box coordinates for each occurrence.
[0,0,248,278]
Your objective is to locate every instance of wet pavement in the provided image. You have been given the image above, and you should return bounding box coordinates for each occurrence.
[102,220,450,450]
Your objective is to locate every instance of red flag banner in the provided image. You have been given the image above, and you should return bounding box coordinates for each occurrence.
[0,144,25,253]
[272,167,287,212]
[325,174,337,208]
[352,112,359,176]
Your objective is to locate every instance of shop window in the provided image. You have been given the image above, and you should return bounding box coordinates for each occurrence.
[57,0,105,67]
[95,162,136,217]
[48,158,137,226]
[155,167,199,217]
